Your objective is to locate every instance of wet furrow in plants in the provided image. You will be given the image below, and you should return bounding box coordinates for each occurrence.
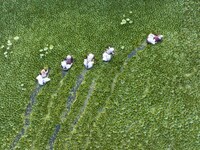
[48,69,87,149]
[70,79,96,131]
[85,40,147,147]
[10,70,69,150]
[46,71,69,113]
[61,68,88,121]
[109,40,147,100]
[55,64,111,149]
[10,85,42,150]
[127,40,147,58]
[61,79,96,149]
[49,124,61,150]
[61,70,68,78]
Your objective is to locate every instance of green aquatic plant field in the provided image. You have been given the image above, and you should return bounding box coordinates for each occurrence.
[0,0,199,149]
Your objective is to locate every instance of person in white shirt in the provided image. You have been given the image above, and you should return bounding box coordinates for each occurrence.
[147,33,163,44]
[102,47,115,62]
[61,55,74,70]
[84,53,95,69]
[36,68,50,85]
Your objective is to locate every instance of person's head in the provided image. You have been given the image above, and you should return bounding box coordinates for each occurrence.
[109,47,114,51]
[66,55,71,59]
[40,69,45,75]
[88,53,94,59]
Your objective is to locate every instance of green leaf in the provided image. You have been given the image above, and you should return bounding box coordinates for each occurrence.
[40,53,45,58]
[129,20,133,24]
[14,36,20,40]
[49,45,54,50]
[121,46,125,50]
[44,47,48,51]
[120,19,127,25]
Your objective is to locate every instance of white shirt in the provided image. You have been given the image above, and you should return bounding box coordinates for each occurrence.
[102,52,112,61]
[147,33,163,44]
[61,60,72,70]
[36,75,44,85]
[147,33,156,44]
[84,59,94,69]
[36,75,50,85]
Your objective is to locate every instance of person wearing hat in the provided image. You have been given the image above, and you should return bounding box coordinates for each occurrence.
[84,53,95,69]
[102,46,115,62]
[36,68,50,85]
[61,55,74,70]
[147,33,163,44]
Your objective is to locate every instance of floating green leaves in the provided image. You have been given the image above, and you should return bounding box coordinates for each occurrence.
[44,47,48,51]
[4,51,8,58]
[18,83,26,91]
[1,36,19,58]
[7,40,12,46]
[121,46,125,50]
[49,45,54,49]
[39,44,54,59]
[40,53,45,58]
[14,36,20,41]
[120,19,127,25]
[120,11,133,25]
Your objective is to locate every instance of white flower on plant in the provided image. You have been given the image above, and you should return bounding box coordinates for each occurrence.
[14,36,20,40]
[39,49,43,52]
[49,45,54,50]
[4,51,8,55]
[1,45,4,49]
[21,84,24,87]
[129,11,132,14]
[126,18,130,21]
[4,55,8,58]
[45,52,48,54]
[7,47,10,50]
